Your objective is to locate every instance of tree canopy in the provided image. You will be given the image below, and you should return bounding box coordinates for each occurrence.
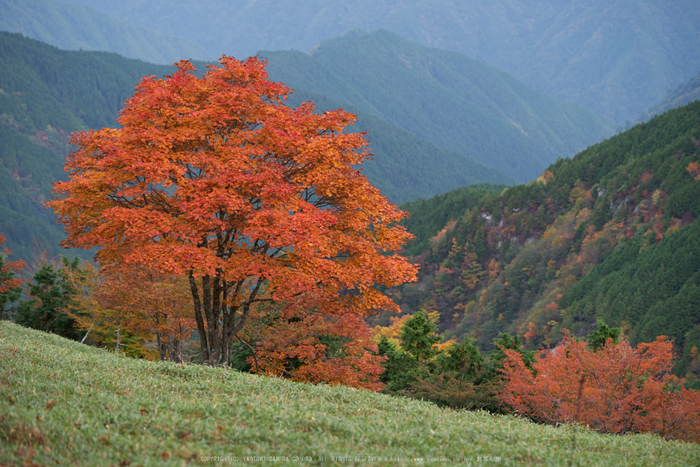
[49,56,417,374]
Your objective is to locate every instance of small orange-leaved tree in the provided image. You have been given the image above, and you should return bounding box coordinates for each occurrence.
[241,303,388,390]
[499,333,700,442]
[64,263,195,361]
[49,57,417,385]
[61,261,154,357]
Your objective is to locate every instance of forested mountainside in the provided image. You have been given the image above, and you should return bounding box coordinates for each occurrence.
[53,0,700,124]
[0,32,511,261]
[263,30,613,184]
[0,33,176,262]
[391,101,700,382]
[0,0,209,64]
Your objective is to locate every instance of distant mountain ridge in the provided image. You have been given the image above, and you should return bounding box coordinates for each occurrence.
[642,73,700,122]
[263,30,613,183]
[51,0,700,124]
[0,0,210,64]
[284,88,515,203]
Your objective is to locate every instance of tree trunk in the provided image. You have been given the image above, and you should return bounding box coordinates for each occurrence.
[81,318,95,344]
[188,271,210,364]
[157,332,167,361]
[170,339,183,363]
[187,272,261,367]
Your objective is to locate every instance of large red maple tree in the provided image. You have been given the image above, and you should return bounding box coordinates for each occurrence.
[49,57,417,374]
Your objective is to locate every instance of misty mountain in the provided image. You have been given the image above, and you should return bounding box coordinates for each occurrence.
[263,30,613,183]
[51,0,700,123]
[642,73,700,122]
[0,0,210,64]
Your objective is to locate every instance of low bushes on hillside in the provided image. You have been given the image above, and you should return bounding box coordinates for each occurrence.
[500,333,700,443]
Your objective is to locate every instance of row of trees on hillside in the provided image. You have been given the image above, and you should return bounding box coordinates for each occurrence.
[0,243,193,360]
[0,246,390,388]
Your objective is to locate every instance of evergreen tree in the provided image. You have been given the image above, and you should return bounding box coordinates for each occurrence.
[377,336,420,392]
[588,319,622,351]
[399,311,440,362]
[15,257,81,340]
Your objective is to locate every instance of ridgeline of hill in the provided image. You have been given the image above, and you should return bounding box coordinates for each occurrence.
[0,32,514,262]
[52,0,700,124]
[2,321,700,466]
[391,101,700,384]
[263,29,613,184]
[642,75,700,123]
[0,0,210,65]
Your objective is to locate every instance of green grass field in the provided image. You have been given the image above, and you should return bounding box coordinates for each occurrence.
[1,321,699,466]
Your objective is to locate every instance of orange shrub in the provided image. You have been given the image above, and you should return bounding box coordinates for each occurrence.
[499,334,700,442]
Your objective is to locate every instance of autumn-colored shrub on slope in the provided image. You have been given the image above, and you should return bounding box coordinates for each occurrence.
[0,234,25,316]
[500,334,700,443]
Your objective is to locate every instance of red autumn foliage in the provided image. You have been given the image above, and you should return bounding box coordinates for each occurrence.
[499,334,700,442]
[48,56,417,382]
[687,161,700,181]
[523,321,539,346]
[245,305,386,390]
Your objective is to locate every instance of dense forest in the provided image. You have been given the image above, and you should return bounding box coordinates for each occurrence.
[388,101,700,386]
[0,32,178,261]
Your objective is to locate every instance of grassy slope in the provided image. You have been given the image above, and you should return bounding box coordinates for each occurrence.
[1,322,699,466]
